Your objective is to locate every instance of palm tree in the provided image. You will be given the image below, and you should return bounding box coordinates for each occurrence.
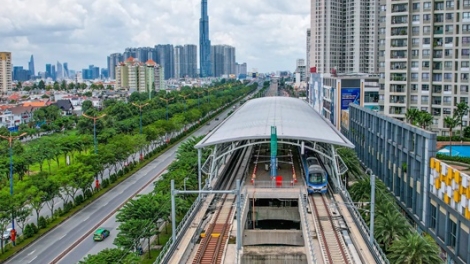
[388,233,442,264]
[374,206,410,252]
[416,111,433,130]
[454,102,469,140]
[444,116,458,156]
[349,178,371,205]
[405,108,420,125]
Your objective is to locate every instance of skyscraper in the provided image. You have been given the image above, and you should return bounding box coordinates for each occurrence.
[174,45,185,79]
[46,64,52,79]
[56,61,63,80]
[199,0,212,77]
[211,45,236,77]
[28,55,35,77]
[63,62,69,79]
[0,52,12,93]
[155,44,175,80]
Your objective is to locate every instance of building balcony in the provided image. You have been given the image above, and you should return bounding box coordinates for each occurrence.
[434,29,443,34]
[390,76,407,81]
[443,101,452,106]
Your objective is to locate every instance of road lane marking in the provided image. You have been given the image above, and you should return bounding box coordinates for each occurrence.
[58,234,66,240]
[28,256,37,263]
[82,215,90,222]
[27,250,35,256]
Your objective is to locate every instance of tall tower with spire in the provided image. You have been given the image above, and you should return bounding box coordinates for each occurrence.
[199,0,211,77]
[28,55,35,76]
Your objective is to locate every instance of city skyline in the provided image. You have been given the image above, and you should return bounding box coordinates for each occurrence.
[1,0,309,73]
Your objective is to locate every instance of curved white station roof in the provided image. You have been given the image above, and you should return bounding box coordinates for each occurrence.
[195,97,354,149]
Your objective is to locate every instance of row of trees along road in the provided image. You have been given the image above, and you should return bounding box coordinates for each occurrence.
[338,147,442,264]
[80,136,209,263]
[0,79,256,255]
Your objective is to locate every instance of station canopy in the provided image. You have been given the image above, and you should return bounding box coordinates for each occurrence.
[195,97,354,149]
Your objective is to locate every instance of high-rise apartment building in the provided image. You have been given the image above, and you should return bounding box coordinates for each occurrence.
[184,44,198,78]
[51,65,56,80]
[0,52,12,93]
[174,45,185,79]
[46,64,52,79]
[155,44,175,80]
[115,57,164,92]
[306,28,311,74]
[379,0,470,135]
[211,45,236,77]
[108,53,123,80]
[199,0,212,77]
[28,55,35,77]
[310,0,379,74]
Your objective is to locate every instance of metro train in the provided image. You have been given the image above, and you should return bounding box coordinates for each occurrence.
[299,148,328,194]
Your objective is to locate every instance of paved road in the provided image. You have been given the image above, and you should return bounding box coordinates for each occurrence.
[5,109,230,264]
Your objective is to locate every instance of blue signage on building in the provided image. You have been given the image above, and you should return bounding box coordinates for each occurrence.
[341,88,361,110]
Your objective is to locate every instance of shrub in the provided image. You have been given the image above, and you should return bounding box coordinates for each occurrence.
[55,207,63,217]
[63,201,74,213]
[102,178,110,189]
[38,216,47,229]
[83,189,93,200]
[74,194,84,205]
[23,224,34,238]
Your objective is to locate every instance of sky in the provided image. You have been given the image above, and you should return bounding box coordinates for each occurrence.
[0,0,310,74]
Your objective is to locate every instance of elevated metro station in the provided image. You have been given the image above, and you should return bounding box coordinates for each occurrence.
[163,97,386,264]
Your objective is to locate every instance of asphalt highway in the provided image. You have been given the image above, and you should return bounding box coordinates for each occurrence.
[6,109,230,264]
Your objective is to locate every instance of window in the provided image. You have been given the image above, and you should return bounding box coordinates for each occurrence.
[462,73,469,80]
[429,204,437,231]
[412,3,420,10]
[433,73,443,81]
[446,13,454,20]
[423,37,431,44]
[462,49,470,56]
[422,95,429,103]
[445,37,453,44]
[445,49,453,56]
[421,107,429,111]
[443,108,452,114]
[424,2,431,9]
[380,16,386,23]
[411,84,418,90]
[462,61,470,68]
[423,49,430,56]
[444,73,452,80]
[444,61,453,69]
[465,0,470,7]
[411,95,418,102]
[412,15,420,22]
[412,38,420,45]
[461,85,469,92]
[446,0,454,7]
[412,27,420,34]
[448,220,457,248]
[423,14,431,21]
[379,39,385,45]
[463,36,470,44]
[422,61,430,68]
[379,27,386,34]
[463,25,470,32]
[412,61,419,68]
[422,73,430,80]
[412,50,419,57]
[445,25,453,33]
[422,84,430,91]
[464,12,470,19]
[444,85,452,91]
[411,73,419,79]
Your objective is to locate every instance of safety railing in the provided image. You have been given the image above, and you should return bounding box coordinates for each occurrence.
[299,192,317,264]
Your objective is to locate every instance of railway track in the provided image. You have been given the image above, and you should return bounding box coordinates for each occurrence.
[192,145,252,264]
[310,194,351,264]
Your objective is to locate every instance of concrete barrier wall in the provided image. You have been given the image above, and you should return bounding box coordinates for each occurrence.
[241,253,307,264]
[243,230,304,246]
[254,207,300,221]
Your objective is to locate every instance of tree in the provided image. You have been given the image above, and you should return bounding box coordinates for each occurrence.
[15,206,32,234]
[416,110,433,130]
[82,100,93,113]
[454,102,469,139]
[388,233,442,264]
[114,219,153,253]
[405,108,420,125]
[38,80,45,90]
[79,248,140,264]
[374,205,410,252]
[444,115,458,156]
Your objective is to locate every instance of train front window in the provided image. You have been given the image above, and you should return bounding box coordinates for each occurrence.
[309,172,325,184]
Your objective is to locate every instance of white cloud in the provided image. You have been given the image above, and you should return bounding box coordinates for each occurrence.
[1,0,309,73]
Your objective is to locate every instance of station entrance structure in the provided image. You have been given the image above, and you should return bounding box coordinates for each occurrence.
[194,97,354,192]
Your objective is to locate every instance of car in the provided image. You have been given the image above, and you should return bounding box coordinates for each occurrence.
[2,228,12,240]
[215,117,219,121]
[93,228,110,241]
[206,122,210,126]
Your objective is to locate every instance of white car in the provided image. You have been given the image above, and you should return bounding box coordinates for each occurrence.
[2,228,12,240]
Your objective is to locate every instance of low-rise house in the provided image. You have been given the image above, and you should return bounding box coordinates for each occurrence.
[52,99,74,116]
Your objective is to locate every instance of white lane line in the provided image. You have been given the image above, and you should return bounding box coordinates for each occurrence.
[28,256,37,263]
[27,250,35,256]
[58,234,67,240]
[82,215,90,222]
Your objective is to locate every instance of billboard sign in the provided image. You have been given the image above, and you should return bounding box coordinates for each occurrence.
[341,88,361,110]
[310,73,323,112]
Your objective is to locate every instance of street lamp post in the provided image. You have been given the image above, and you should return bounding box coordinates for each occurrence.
[82,113,106,189]
[159,97,173,121]
[131,102,149,160]
[0,132,27,246]
[365,168,376,245]
[82,113,107,154]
